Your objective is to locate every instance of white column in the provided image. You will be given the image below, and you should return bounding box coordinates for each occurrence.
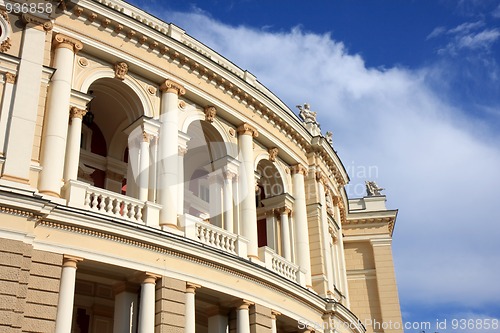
[113,283,138,333]
[233,175,240,234]
[1,19,51,184]
[39,34,83,197]
[138,273,158,333]
[266,212,277,250]
[291,164,312,287]
[208,313,228,333]
[237,124,259,259]
[138,132,151,201]
[223,171,235,233]
[271,310,280,333]
[317,173,335,293]
[157,80,185,228]
[209,172,223,228]
[148,136,158,202]
[236,300,252,333]
[0,73,16,155]
[54,255,83,333]
[63,107,87,182]
[177,146,187,215]
[185,282,200,333]
[280,208,292,261]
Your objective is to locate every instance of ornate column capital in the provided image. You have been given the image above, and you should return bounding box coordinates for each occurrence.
[69,106,87,120]
[5,72,16,84]
[237,123,258,138]
[53,34,84,53]
[22,13,53,32]
[291,164,308,176]
[279,207,292,216]
[178,146,188,156]
[268,147,279,162]
[236,299,254,310]
[142,131,152,143]
[160,79,186,95]
[271,310,281,319]
[315,171,329,186]
[140,272,161,284]
[223,170,237,181]
[62,255,83,268]
[204,105,217,123]
[186,282,201,294]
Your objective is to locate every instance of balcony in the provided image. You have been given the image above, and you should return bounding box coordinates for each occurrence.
[259,246,306,286]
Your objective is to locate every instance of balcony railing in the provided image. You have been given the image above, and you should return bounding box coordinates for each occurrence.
[183,215,248,258]
[259,246,304,284]
[64,180,161,227]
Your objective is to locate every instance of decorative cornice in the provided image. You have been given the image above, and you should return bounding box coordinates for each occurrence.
[237,123,258,138]
[291,164,308,176]
[22,13,53,31]
[204,105,217,123]
[53,34,84,53]
[160,79,185,95]
[268,147,278,162]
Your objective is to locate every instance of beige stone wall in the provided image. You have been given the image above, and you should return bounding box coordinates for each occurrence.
[250,304,272,333]
[0,237,62,333]
[155,277,186,333]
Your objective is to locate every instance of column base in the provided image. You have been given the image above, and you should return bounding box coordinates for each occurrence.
[0,174,30,184]
[39,189,62,198]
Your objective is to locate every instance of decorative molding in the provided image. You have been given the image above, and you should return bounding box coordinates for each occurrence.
[114,61,128,80]
[178,100,186,109]
[53,34,83,53]
[204,106,217,123]
[4,72,16,84]
[21,13,53,31]
[0,38,11,52]
[160,79,185,95]
[237,123,258,138]
[228,128,235,137]
[147,85,157,95]
[78,57,89,67]
[268,147,278,162]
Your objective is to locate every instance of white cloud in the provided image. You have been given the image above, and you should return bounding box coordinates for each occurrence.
[162,10,500,308]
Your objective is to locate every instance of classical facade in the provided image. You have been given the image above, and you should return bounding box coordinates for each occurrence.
[0,1,403,332]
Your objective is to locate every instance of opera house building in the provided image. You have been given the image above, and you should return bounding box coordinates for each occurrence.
[0,1,403,332]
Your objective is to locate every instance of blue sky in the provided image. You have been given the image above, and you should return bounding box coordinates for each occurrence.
[125,0,500,331]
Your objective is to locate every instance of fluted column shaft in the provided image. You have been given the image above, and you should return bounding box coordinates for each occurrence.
[39,34,83,197]
[237,124,258,258]
[292,164,312,287]
[157,80,185,228]
[55,256,83,333]
[138,273,158,333]
[63,107,87,182]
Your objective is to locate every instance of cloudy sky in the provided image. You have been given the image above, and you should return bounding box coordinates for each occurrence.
[126,0,500,331]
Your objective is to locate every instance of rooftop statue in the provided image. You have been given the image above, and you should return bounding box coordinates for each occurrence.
[296,103,318,125]
[365,180,385,196]
[325,131,333,145]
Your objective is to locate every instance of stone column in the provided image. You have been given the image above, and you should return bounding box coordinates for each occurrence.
[138,273,159,333]
[63,107,87,182]
[157,80,185,228]
[177,146,187,215]
[54,255,83,333]
[1,16,52,184]
[138,132,151,201]
[236,300,253,333]
[0,73,16,155]
[223,170,235,233]
[232,174,240,234]
[237,124,259,259]
[208,307,229,333]
[185,282,200,333]
[148,136,158,202]
[280,208,292,261]
[317,173,335,293]
[291,164,312,287]
[39,34,83,197]
[271,310,281,333]
[113,282,138,333]
[208,172,223,228]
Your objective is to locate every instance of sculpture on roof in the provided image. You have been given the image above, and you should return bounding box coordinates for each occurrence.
[296,103,318,125]
[365,181,385,196]
[325,131,333,145]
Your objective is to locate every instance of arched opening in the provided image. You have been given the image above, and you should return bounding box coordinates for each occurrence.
[78,78,144,195]
[184,120,228,225]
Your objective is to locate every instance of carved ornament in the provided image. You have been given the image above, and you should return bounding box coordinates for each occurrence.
[4,72,15,84]
[0,38,11,52]
[142,131,152,143]
[204,106,217,123]
[291,164,307,176]
[22,13,53,32]
[160,79,186,96]
[268,147,279,162]
[237,123,258,138]
[69,106,87,120]
[53,34,83,53]
[114,61,128,80]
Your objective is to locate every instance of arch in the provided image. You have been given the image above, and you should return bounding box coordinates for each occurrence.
[77,67,154,118]
[256,159,285,199]
[255,153,289,194]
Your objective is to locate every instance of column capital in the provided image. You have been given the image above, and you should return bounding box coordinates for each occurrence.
[204,105,217,123]
[160,79,186,95]
[5,72,16,84]
[178,146,188,156]
[22,13,53,32]
[315,171,328,186]
[236,299,254,310]
[237,123,258,138]
[69,106,87,119]
[53,34,84,53]
[291,164,308,176]
[279,207,292,215]
[186,282,201,294]
[62,255,83,268]
[142,131,152,143]
[139,272,161,284]
[223,170,237,181]
[271,310,281,319]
